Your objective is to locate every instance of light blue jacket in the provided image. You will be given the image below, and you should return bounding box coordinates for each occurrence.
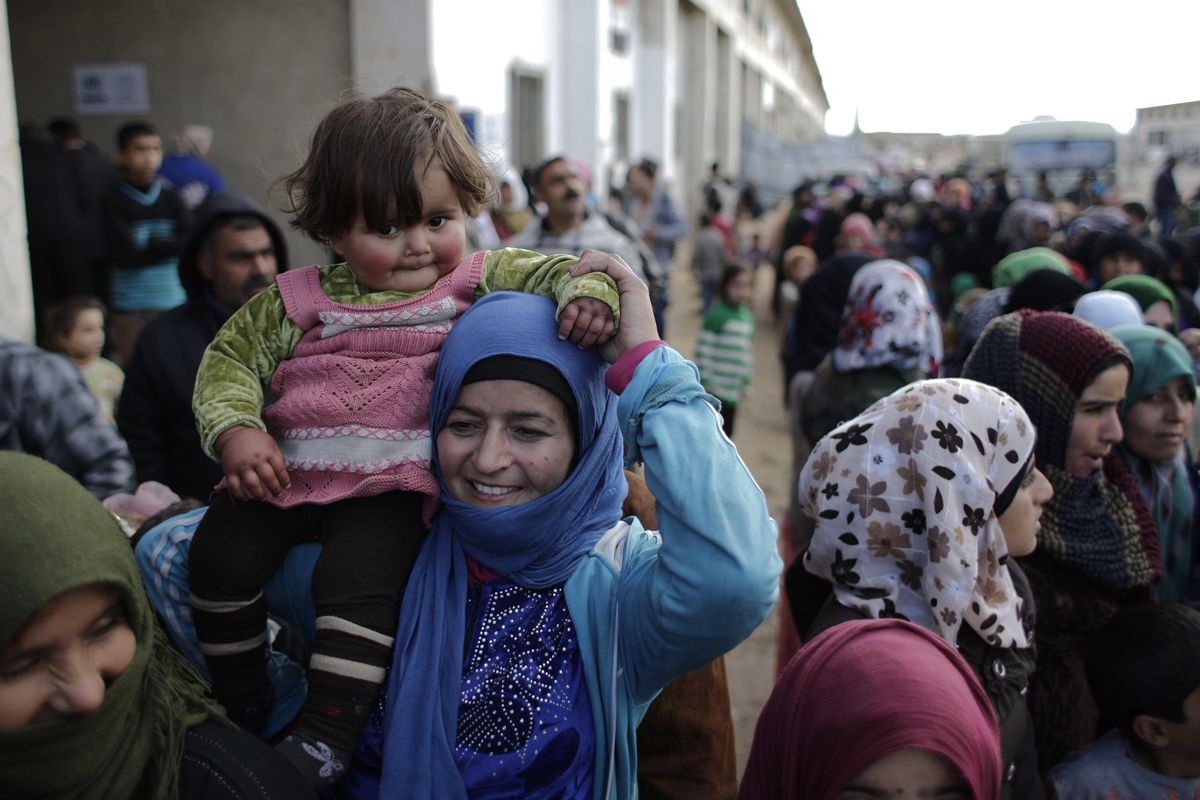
[563,345,780,798]
[134,346,779,799]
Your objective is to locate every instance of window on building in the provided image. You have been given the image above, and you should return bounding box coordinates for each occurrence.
[509,67,545,171]
[613,91,630,161]
[610,0,630,55]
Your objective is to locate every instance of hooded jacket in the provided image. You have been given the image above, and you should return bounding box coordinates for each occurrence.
[116,192,290,501]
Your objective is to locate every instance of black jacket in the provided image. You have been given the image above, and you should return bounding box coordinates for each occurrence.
[116,192,289,501]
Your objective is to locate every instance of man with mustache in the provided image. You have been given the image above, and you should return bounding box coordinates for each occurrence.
[117,191,288,501]
[508,155,659,289]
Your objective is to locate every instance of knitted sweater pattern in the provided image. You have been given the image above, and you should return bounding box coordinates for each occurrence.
[261,251,486,516]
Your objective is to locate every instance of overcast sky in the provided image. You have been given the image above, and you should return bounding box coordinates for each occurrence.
[796,1,1197,136]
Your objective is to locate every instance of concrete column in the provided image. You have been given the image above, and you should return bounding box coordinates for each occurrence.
[0,0,32,342]
[555,0,602,181]
[349,0,433,94]
[632,0,676,174]
[678,2,714,216]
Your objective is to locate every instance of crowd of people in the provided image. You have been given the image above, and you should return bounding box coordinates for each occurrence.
[6,84,1200,799]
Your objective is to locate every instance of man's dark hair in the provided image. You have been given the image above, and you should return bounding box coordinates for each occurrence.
[48,117,81,142]
[282,87,494,245]
[201,214,269,259]
[117,121,158,150]
[632,158,658,182]
[1085,603,1200,739]
[532,155,569,190]
[718,263,750,299]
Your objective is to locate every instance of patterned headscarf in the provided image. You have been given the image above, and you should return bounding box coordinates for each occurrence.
[801,378,1036,648]
[962,310,1160,592]
[739,619,1001,800]
[832,259,943,376]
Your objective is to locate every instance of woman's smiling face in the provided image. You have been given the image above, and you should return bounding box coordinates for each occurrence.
[437,380,575,508]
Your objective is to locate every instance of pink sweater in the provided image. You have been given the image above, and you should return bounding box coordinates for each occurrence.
[258,251,486,521]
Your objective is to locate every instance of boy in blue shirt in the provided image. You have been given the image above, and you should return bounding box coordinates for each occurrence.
[1048,604,1200,798]
[104,121,189,365]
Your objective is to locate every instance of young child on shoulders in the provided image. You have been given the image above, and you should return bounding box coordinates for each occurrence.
[695,264,754,437]
[187,87,620,789]
[1047,603,1200,799]
[42,295,124,423]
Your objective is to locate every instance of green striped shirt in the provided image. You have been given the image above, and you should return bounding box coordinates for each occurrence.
[696,300,754,404]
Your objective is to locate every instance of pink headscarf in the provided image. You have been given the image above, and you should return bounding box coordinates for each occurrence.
[739,619,1001,800]
[838,212,885,258]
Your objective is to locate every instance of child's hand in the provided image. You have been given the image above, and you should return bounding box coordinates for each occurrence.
[570,250,659,364]
[215,426,290,501]
[559,296,616,350]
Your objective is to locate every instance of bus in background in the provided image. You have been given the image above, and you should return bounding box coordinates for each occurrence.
[1004,118,1121,199]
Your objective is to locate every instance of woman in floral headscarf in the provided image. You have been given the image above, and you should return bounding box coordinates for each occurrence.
[800,259,942,456]
[780,260,942,674]
[794,377,1052,800]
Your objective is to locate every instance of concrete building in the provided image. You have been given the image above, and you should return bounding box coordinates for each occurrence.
[1126,100,1200,205]
[1,0,827,336]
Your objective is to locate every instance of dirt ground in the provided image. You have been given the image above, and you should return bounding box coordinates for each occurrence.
[662,255,789,778]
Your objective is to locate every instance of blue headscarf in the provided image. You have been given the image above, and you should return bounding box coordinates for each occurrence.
[379,292,626,798]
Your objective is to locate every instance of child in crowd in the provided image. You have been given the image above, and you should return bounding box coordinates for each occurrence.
[741,230,768,270]
[1047,603,1200,798]
[696,264,754,436]
[187,87,619,789]
[103,121,189,366]
[777,245,817,348]
[692,212,726,312]
[42,295,124,423]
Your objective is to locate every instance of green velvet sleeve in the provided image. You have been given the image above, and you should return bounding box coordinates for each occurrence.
[477,247,621,326]
[192,286,302,459]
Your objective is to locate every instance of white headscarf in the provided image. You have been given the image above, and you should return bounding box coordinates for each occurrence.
[801,378,1036,648]
[832,259,943,376]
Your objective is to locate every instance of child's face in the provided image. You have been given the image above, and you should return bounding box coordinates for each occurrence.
[331,158,467,293]
[60,309,105,362]
[118,134,162,186]
[724,271,754,307]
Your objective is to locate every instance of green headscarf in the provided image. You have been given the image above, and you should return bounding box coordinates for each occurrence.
[1111,325,1197,603]
[991,246,1070,288]
[1105,275,1179,327]
[0,453,224,799]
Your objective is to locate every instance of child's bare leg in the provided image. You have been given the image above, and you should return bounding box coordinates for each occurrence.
[276,490,427,787]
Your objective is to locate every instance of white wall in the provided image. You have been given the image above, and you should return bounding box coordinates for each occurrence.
[0,0,32,341]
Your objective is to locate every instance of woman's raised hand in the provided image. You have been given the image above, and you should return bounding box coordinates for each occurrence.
[569,250,660,364]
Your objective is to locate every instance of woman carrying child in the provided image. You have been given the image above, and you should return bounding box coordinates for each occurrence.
[187,87,621,787]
